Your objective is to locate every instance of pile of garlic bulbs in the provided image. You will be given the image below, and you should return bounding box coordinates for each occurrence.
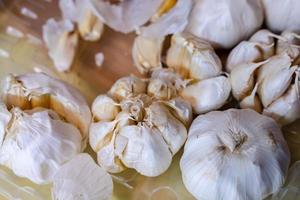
[89,73,192,176]
[228,29,300,126]
[0,72,91,184]
[43,0,104,72]
[133,32,231,114]
[180,109,290,200]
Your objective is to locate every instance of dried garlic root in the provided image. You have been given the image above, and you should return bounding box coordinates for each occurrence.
[180,109,290,200]
[89,74,192,177]
[0,72,91,184]
[229,30,300,126]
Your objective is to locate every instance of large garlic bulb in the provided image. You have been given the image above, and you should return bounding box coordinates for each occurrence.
[262,0,300,33]
[180,109,290,200]
[52,153,113,200]
[186,0,263,49]
[89,74,192,177]
[0,72,91,184]
[229,30,300,126]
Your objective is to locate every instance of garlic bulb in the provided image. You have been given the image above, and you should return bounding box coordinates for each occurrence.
[229,29,300,125]
[262,0,300,33]
[52,153,113,200]
[90,74,192,176]
[132,35,164,74]
[42,18,78,72]
[180,109,290,200]
[226,29,276,72]
[59,0,104,41]
[0,72,91,184]
[186,0,263,49]
[166,32,222,80]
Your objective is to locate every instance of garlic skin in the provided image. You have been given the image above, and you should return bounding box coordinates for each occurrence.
[166,32,222,80]
[132,35,164,75]
[0,72,91,184]
[59,0,104,41]
[90,75,192,176]
[92,94,120,121]
[263,82,300,126]
[186,0,263,49]
[180,109,290,200]
[262,0,300,32]
[181,76,231,114]
[52,153,113,200]
[42,18,78,72]
[226,29,276,72]
[240,83,262,113]
[0,108,82,184]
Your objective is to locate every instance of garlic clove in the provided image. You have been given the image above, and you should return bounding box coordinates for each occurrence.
[180,109,290,200]
[0,102,11,145]
[257,53,292,83]
[230,60,267,100]
[0,108,82,184]
[140,0,193,38]
[180,76,231,114]
[92,94,120,121]
[42,18,78,72]
[1,73,92,139]
[162,97,193,127]
[132,35,164,75]
[226,41,262,73]
[263,82,300,126]
[52,153,113,200]
[89,120,117,152]
[276,31,300,63]
[147,102,187,155]
[240,83,262,113]
[115,125,172,177]
[89,0,163,33]
[109,76,147,101]
[166,32,222,80]
[258,66,297,107]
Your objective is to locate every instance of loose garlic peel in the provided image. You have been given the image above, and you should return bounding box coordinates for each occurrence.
[90,75,192,176]
[52,153,113,200]
[42,18,78,72]
[180,109,290,200]
[0,73,91,184]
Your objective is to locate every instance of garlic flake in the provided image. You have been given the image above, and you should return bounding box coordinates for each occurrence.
[180,109,290,200]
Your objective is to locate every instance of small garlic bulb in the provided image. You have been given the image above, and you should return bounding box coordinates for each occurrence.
[89,75,192,176]
[52,153,113,200]
[262,0,300,33]
[42,18,78,72]
[180,109,290,200]
[186,0,263,49]
[0,72,91,184]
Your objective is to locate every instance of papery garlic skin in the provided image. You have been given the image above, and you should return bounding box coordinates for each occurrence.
[262,0,300,32]
[92,95,120,121]
[186,0,263,49]
[52,153,113,200]
[166,32,222,80]
[181,76,231,114]
[0,102,11,145]
[0,108,82,184]
[180,109,290,200]
[132,35,164,74]
[42,18,78,72]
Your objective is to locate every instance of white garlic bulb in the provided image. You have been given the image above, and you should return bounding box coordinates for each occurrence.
[0,72,91,184]
[226,29,276,72]
[52,153,113,200]
[59,0,104,41]
[186,0,263,49]
[132,35,164,74]
[180,109,290,200]
[166,32,222,80]
[90,75,192,176]
[42,18,78,72]
[262,0,300,33]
